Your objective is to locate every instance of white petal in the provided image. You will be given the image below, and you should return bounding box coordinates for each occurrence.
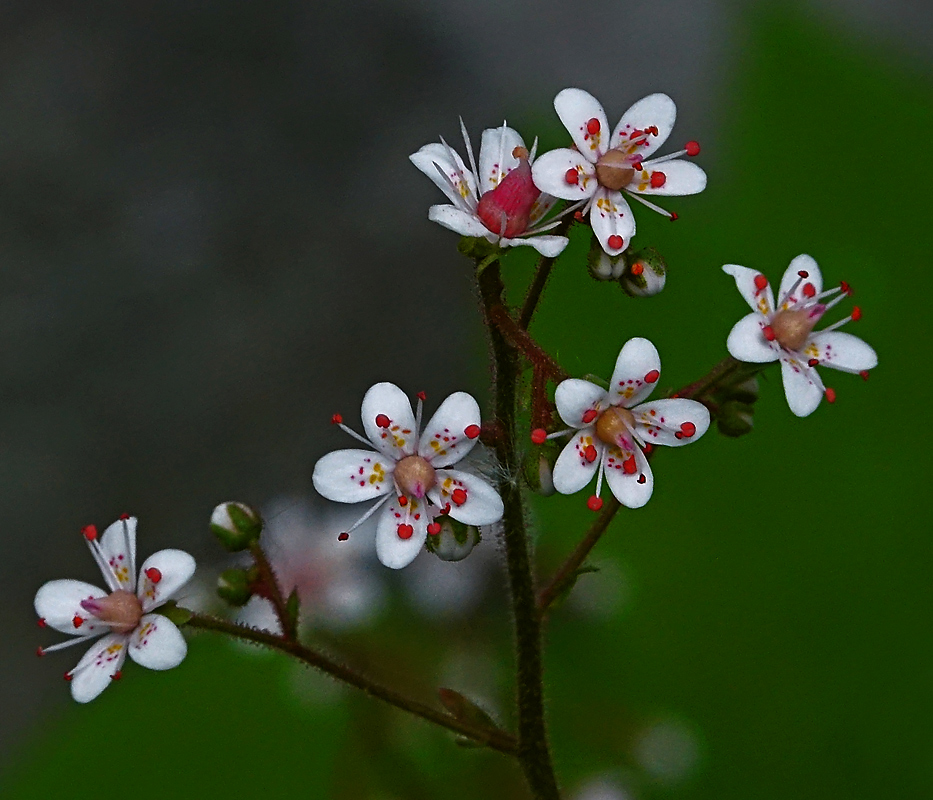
[418,392,481,468]
[99,517,137,591]
[136,549,196,613]
[374,498,429,569]
[633,399,711,448]
[552,434,602,495]
[554,88,610,160]
[69,633,128,703]
[726,313,781,363]
[603,445,654,508]
[478,125,526,194]
[608,337,662,408]
[628,159,706,196]
[502,234,568,258]
[410,142,477,208]
[777,254,823,310]
[428,204,490,238]
[807,331,878,373]
[610,93,677,160]
[432,469,504,526]
[780,358,825,417]
[34,579,109,637]
[530,148,597,201]
[590,188,636,256]
[554,379,609,428]
[361,382,418,460]
[128,614,187,670]
[313,448,395,503]
[723,264,775,315]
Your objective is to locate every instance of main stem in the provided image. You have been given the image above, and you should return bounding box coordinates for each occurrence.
[479,261,561,800]
[185,612,517,755]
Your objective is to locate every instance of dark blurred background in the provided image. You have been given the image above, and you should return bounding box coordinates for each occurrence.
[1,1,931,798]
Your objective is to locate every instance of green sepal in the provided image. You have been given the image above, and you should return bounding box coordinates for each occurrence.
[550,564,600,610]
[152,600,193,627]
[438,688,501,732]
[217,567,254,606]
[284,588,301,639]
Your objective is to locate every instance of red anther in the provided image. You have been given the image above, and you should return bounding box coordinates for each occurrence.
[584,445,598,463]
[650,171,666,188]
[851,306,862,321]
[111,671,122,681]
[398,496,408,506]
[643,444,653,454]
[145,567,162,584]
[416,391,427,401]
[330,413,343,425]
[680,421,696,437]
[72,615,84,629]
[798,270,809,278]
[564,168,579,185]
[427,522,442,536]
[754,274,768,291]
[825,388,837,404]
[530,428,548,445]
[574,210,584,222]
[802,283,816,298]
[637,474,646,484]
[763,326,776,341]
[397,524,414,540]
[631,160,643,172]
[685,140,700,156]
[337,532,349,542]
[645,369,660,383]
[646,126,659,136]
[375,413,391,428]
[464,424,481,439]
[582,409,598,424]
[586,118,601,135]
[607,235,624,250]
[37,617,46,628]
[631,263,644,276]
[840,281,853,295]
[451,488,468,506]
[808,358,819,367]
[119,513,130,520]
[82,524,98,541]
[859,370,870,381]
[36,647,44,658]
[622,455,637,474]
[674,431,683,440]
[669,212,679,222]
[64,672,73,681]
[441,503,451,515]
[586,495,603,512]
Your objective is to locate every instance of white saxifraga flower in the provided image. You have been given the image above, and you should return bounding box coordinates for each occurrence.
[548,338,710,509]
[723,254,878,417]
[532,88,706,257]
[312,383,504,570]
[410,121,569,257]
[34,517,195,703]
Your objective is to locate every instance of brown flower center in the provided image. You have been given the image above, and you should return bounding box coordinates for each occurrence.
[394,455,437,499]
[80,589,143,635]
[595,149,636,191]
[771,309,815,352]
[595,406,636,447]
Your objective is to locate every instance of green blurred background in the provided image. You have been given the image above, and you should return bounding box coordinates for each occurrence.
[3,3,931,799]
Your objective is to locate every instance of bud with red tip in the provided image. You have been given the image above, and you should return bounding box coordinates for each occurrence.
[425,518,480,562]
[620,247,666,297]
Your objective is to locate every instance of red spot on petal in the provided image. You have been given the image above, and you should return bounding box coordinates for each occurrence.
[417,391,427,401]
[685,140,700,156]
[680,421,696,438]
[530,428,547,445]
[428,522,442,536]
[859,370,870,381]
[145,567,162,584]
[331,413,343,425]
[754,274,768,291]
[586,118,601,135]
[631,263,644,276]
[72,615,84,629]
[564,168,579,185]
[584,445,598,463]
[375,414,391,428]
[763,326,776,341]
[622,455,637,474]
[582,409,598,424]
[851,306,862,321]
[644,369,660,383]
[587,495,603,512]
[337,532,349,541]
[825,388,837,404]
[464,424,481,439]
[802,282,816,298]
[650,171,666,188]
[451,488,468,506]
[607,235,624,250]
[397,524,413,540]
[82,524,97,541]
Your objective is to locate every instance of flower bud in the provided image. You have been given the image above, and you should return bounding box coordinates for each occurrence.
[620,246,666,297]
[716,400,755,438]
[210,502,263,552]
[426,518,480,562]
[217,567,255,606]
[523,439,560,496]
[587,235,627,281]
[728,377,759,405]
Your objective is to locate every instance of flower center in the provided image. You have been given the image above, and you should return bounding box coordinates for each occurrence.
[80,589,143,635]
[594,406,636,447]
[394,455,437,499]
[770,309,815,352]
[595,149,636,191]
[475,147,541,238]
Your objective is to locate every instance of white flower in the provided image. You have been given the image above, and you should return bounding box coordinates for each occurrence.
[532,88,706,256]
[312,383,504,570]
[723,254,878,417]
[410,121,569,257]
[34,517,195,703]
[549,338,710,509]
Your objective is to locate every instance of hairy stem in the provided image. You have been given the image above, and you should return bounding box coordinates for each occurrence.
[184,612,517,755]
[488,304,568,383]
[249,542,295,641]
[676,356,742,400]
[519,216,574,329]
[479,261,561,800]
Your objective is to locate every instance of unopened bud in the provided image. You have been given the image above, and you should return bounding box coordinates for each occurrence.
[523,439,560,496]
[587,235,627,281]
[217,567,254,606]
[729,377,760,405]
[210,502,263,552]
[717,400,755,438]
[620,246,666,297]
[426,518,480,562]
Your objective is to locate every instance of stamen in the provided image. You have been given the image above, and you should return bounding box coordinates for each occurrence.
[587,495,603,512]
[754,274,768,292]
[763,326,776,341]
[82,525,97,541]
[38,635,100,655]
[336,422,372,447]
[37,617,46,628]
[428,522,442,535]
[337,532,349,541]
[808,358,819,367]
[622,454,637,474]
[778,276,805,308]
[631,263,644,276]
[530,428,548,445]
[624,189,675,219]
[341,494,393,540]
[685,141,700,156]
[584,445,598,463]
[649,171,666,188]
[464,424,481,439]
[375,414,391,428]
[398,496,408,506]
[85,534,121,592]
[607,235,624,250]
[416,391,425,432]
[397,524,414,540]
[432,162,472,213]
[586,118,601,135]
[145,567,162,584]
[459,117,481,192]
[582,409,598,424]
[546,427,574,441]
[331,414,342,424]
[565,168,579,185]
[451,488,468,506]
[860,370,870,381]
[820,307,861,333]
[825,388,836,404]
[438,135,476,210]
[644,369,660,383]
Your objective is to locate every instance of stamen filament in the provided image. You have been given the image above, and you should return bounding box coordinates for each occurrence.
[40,634,102,655]
[337,423,373,447]
[85,538,121,593]
[623,190,674,218]
[643,149,687,166]
[458,117,481,194]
